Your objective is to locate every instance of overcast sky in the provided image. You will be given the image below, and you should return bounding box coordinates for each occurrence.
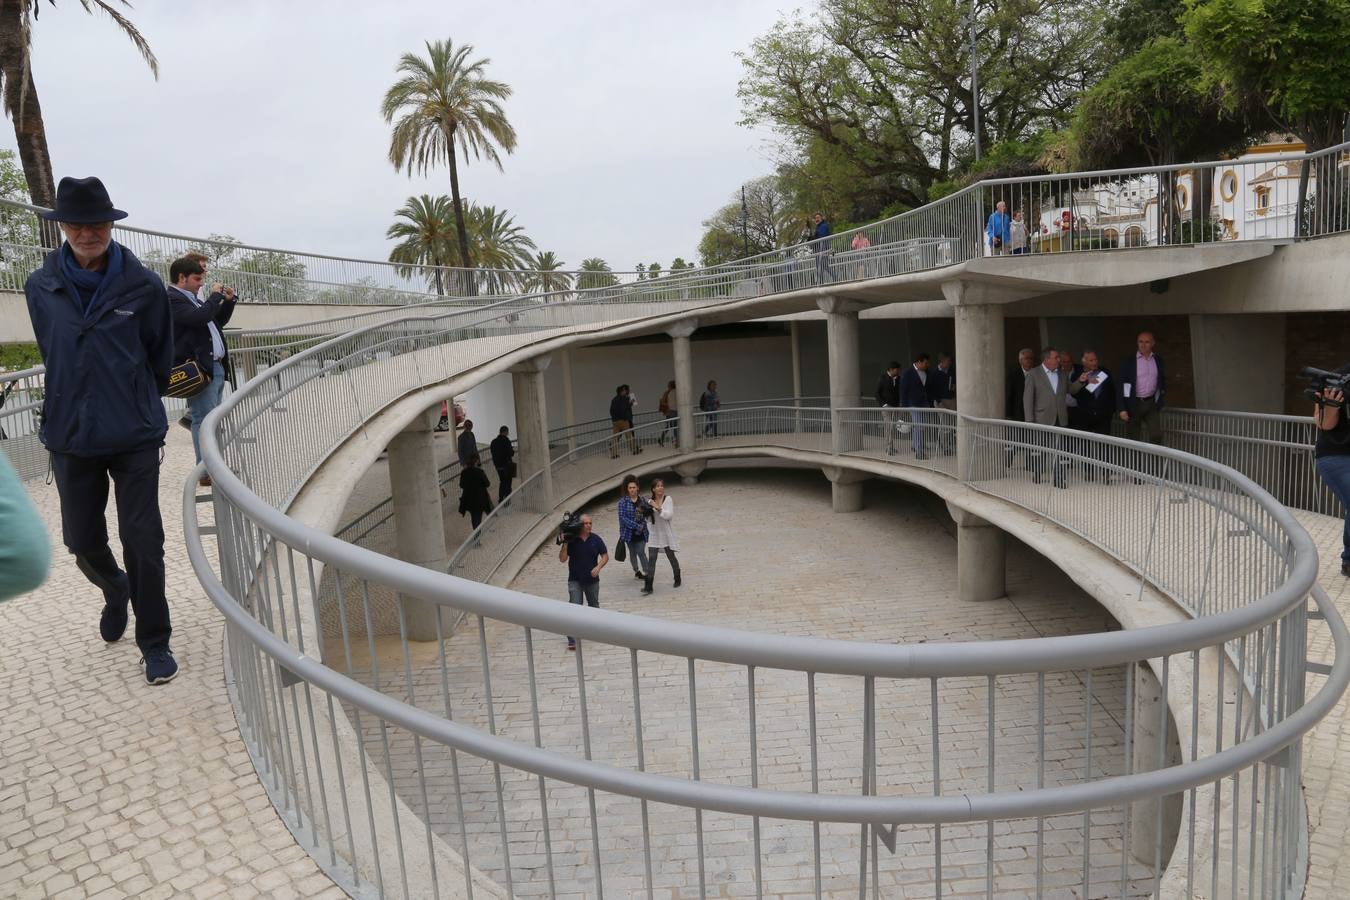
[6,0,800,270]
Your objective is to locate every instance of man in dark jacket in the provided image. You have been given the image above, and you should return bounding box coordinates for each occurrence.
[1116,330,1166,445]
[168,256,236,481]
[608,385,640,458]
[899,352,934,459]
[1068,349,1116,482]
[489,425,514,502]
[24,176,178,685]
[875,361,901,455]
[1005,347,1036,469]
[457,419,478,467]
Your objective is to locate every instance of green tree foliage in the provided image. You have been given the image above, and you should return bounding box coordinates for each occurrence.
[1182,0,1350,152]
[520,250,572,296]
[0,148,41,287]
[669,257,693,272]
[387,194,458,294]
[698,176,792,267]
[382,39,516,275]
[0,1,157,209]
[576,257,617,291]
[234,249,308,304]
[464,203,536,294]
[0,341,41,371]
[737,0,1113,219]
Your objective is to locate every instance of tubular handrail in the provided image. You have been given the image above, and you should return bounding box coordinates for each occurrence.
[184,463,1348,825]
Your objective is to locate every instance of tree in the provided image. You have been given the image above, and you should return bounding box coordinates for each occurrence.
[1182,0,1350,153]
[382,39,517,277]
[0,0,157,209]
[520,250,571,297]
[462,202,536,294]
[386,194,457,295]
[737,1,1113,217]
[0,147,41,287]
[669,257,693,272]
[698,176,792,267]
[647,261,662,280]
[576,257,618,291]
[234,249,308,304]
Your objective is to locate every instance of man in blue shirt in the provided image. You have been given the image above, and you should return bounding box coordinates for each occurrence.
[986,201,1010,256]
[812,212,832,283]
[558,513,608,650]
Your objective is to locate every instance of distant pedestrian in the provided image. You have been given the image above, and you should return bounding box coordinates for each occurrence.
[900,353,934,460]
[1068,350,1116,482]
[1009,210,1030,255]
[812,213,833,282]
[1024,348,1070,489]
[931,353,956,454]
[1006,348,1036,470]
[641,478,681,595]
[616,474,649,581]
[457,453,493,529]
[489,425,514,502]
[559,513,607,650]
[699,380,721,436]
[609,385,641,458]
[850,231,872,277]
[658,380,678,447]
[24,176,178,684]
[1117,331,1166,445]
[457,419,478,467]
[986,201,1010,256]
[875,361,902,456]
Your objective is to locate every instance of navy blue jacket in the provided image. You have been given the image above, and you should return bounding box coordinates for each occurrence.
[899,366,933,408]
[1116,353,1165,413]
[930,365,955,403]
[609,393,633,423]
[25,244,172,456]
[168,286,235,378]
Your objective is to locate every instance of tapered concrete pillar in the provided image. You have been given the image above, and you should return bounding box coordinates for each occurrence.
[823,466,867,512]
[1130,661,1183,866]
[945,282,1006,481]
[790,321,803,399]
[668,320,698,451]
[559,348,577,450]
[946,503,1006,602]
[674,459,707,486]
[388,408,447,641]
[510,355,552,508]
[819,297,865,512]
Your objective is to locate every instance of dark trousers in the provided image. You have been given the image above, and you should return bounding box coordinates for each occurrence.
[1070,413,1113,481]
[644,547,681,589]
[495,466,513,502]
[50,447,170,652]
[1126,395,1163,444]
[1030,428,1068,487]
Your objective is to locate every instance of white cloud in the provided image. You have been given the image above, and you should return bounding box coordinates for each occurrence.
[7,0,797,271]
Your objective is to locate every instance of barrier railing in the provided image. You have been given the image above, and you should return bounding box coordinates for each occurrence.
[191,385,1346,897]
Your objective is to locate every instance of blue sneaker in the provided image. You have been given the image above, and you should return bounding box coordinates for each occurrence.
[100,601,129,643]
[142,649,178,685]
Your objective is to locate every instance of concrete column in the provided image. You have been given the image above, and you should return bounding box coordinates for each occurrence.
[510,355,552,508]
[790,320,803,399]
[1130,661,1184,866]
[559,348,577,450]
[668,320,698,451]
[945,283,1006,480]
[822,466,867,513]
[674,459,707,486]
[950,507,1007,602]
[819,297,865,512]
[388,408,447,641]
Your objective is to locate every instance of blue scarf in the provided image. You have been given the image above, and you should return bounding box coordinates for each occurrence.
[60,240,124,318]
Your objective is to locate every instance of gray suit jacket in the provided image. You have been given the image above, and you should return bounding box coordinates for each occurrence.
[1024,365,1068,427]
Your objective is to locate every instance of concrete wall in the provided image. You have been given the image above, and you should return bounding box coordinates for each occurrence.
[459,371,516,438]
[1190,314,1287,412]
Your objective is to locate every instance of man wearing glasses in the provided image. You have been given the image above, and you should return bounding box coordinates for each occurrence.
[24,177,178,685]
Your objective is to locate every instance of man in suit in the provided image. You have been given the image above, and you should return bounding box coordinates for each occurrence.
[1116,330,1165,445]
[1024,347,1069,488]
[875,361,901,455]
[1068,349,1116,482]
[899,352,934,459]
[1005,347,1036,468]
[930,352,956,455]
[168,256,236,485]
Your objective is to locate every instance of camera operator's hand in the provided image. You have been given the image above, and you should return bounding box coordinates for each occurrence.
[222,287,237,302]
[211,282,224,296]
[1317,388,1344,430]
[1118,411,1130,422]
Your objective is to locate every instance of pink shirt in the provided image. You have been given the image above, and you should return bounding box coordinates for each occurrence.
[1135,352,1158,398]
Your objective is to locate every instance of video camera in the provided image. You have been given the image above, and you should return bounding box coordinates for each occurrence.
[635,495,656,522]
[1300,366,1350,408]
[556,511,584,545]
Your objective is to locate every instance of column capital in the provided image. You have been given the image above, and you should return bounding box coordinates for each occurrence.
[508,354,552,375]
[666,319,698,340]
[940,280,968,305]
[816,295,864,316]
[822,466,869,486]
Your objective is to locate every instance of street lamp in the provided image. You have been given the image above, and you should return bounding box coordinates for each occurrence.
[969,0,981,162]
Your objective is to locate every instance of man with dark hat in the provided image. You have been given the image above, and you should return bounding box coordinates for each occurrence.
[24,176,179,685]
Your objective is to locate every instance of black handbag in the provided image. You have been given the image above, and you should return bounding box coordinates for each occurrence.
[166,359,210,399]
[615,540,627,562]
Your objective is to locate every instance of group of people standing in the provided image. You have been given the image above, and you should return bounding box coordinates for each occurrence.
[985,201,1032,255]
[875,353,956,458]
[610,380,722,456]
[557,473,681,651]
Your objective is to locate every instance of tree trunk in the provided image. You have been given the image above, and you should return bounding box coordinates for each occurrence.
[445,129,474,296]
[431,254,445,296]
[0,0,59,247]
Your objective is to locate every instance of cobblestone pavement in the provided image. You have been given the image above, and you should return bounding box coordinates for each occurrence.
[0,429,343,900]
[344,469,1156,898]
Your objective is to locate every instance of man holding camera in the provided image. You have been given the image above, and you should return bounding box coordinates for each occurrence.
[558,513,608,650]
[1314,370,1350,576]
[168,256,236,484]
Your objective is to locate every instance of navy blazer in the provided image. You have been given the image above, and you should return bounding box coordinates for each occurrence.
[168,286,235,378]
[899,366,932,408]
[1116,353,1165,413]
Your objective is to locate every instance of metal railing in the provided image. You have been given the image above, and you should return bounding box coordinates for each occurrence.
[191,376,1348,897]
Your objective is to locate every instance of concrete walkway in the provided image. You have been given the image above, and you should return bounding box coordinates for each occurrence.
[1,424,1348,897]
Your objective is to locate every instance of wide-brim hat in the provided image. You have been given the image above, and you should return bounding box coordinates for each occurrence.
[39,176,129,223]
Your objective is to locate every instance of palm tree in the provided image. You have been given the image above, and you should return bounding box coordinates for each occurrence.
[577,257,618,292]
[381,39,516,277]
[521,250,571,297]
[386,194,457,295]
[0,0,158,209]
[463,202,535,295]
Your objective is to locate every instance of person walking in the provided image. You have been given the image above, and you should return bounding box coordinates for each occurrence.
[1313,375,1350,577]
[616,474,650,581]
[457,453,493,529]
[1067,350,1116,482]
[900,353,934,459]
[489,425,514,502]
[658,380,678,447]
[457,419,479,468]
[1009,210,1030,255]
[640,477,680,596]
[23,176,178,684]
[699,380,721,437]
[875,361,902,456]
[1117,330,1166,445]
[986,201,1011,256]
[609,385,641,458]
[559,513,607,650]
[1024,348,1070,489]
[811,212,833,283]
